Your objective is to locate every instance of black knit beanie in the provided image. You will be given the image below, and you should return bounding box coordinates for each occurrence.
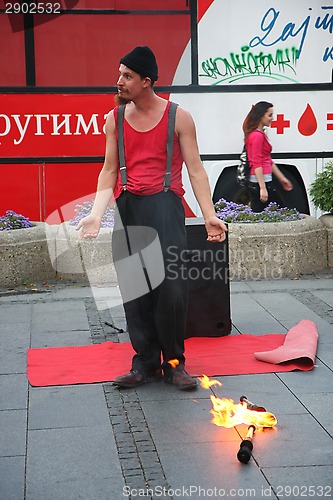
[120,46,158,82]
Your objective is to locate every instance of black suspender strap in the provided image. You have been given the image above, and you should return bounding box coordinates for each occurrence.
[164,101,178,191]
[117,101,178,192]
[117,105,127,190]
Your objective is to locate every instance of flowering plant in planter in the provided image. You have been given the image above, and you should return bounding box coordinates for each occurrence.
[214,199,302,223]
[69,200,115,228]
[309,161,333,214]
[0,210,33,231]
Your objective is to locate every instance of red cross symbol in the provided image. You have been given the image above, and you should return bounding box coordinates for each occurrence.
[271,114,290,134]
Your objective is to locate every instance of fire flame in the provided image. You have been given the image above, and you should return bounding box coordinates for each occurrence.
[199,374,222,388]
[198,375,277,429]
[168,359,180,369]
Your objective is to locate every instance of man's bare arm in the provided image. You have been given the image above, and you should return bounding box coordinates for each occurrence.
[176,107,227,242]
[76,110,119,238]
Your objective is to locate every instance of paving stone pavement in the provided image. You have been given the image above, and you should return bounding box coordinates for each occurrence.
[0,272,332,500]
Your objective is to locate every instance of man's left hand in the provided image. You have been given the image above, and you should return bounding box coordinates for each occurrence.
[205,216,228,242]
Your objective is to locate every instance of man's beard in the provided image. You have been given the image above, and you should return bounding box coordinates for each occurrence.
[114,94,131,106]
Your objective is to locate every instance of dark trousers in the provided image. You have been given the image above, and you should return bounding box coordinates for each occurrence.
[248,181,276,213]
[112,190,188,374]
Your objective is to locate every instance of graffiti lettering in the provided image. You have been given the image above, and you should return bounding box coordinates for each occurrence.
[315,6,333,32]
[250,6,333,63]
[323,46,333,61]
[249,8,310,58]
[200,46,299,84]
[315,6,333,62]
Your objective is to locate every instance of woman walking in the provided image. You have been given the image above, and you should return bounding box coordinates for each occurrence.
[243,101,293,212]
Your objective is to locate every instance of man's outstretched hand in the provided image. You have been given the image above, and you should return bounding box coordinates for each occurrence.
[205,216,227,242]
[76,215,102,240]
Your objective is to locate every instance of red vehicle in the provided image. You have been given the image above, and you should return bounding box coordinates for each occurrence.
[1,0,332,221]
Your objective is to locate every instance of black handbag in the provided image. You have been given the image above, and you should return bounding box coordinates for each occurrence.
[236,145,250,187]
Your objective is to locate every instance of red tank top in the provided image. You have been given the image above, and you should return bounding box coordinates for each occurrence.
[114,101,185,198]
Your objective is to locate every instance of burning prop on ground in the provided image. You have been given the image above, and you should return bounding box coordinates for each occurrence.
[198,375,277,464]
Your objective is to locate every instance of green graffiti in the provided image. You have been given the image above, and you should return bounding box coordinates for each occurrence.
[199,45,299,84]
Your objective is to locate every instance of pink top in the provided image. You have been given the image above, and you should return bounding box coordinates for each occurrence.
[245,129,273,175]
[114,102,185,199]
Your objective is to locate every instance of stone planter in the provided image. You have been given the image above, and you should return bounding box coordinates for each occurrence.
[319,214,333,268]
[47,222,117,286]
[228,215,328,280]
[0,222,56,287]
[0,216,329,288]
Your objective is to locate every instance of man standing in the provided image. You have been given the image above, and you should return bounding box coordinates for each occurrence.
[77,46,227,390]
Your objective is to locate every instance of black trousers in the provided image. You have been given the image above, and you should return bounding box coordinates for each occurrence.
[248,181,276,213]
[112,190,188,373]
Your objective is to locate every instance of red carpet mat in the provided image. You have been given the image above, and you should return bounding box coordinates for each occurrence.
[27,320,318,387]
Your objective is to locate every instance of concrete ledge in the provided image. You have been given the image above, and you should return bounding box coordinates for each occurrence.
[0,216,329,287]
[47,222,118,286]
[0,222,56,287]
[228,215,328,280]
[319,214,333,268]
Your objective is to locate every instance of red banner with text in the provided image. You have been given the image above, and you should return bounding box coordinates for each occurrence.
[0,94,115,158]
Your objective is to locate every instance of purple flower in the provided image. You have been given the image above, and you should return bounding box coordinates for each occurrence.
[0,211,33,231]
[214,198,302,223]
[69,200,115,229]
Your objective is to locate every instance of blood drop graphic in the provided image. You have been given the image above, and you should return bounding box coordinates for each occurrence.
[298,104,317,136]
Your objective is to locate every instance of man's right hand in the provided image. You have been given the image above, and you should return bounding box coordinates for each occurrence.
[76,215,102,240]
